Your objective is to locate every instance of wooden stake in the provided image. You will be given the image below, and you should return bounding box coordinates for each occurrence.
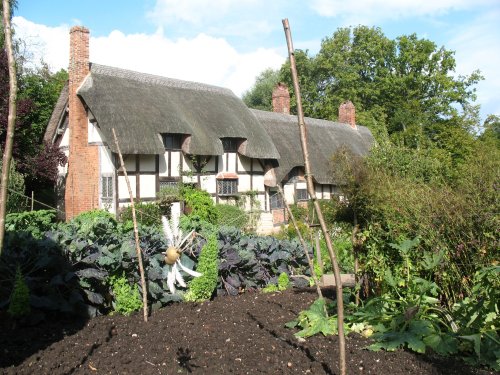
[282,18,346,375]
[277,185,324,304]
[112,128,149,322]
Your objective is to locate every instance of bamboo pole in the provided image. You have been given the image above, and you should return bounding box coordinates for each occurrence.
[112,128,149,322]
[282,18,346,375]
[277,185,324,303]
[0,0,18,255]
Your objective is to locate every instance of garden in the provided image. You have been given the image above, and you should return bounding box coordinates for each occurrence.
[0,168,498,374]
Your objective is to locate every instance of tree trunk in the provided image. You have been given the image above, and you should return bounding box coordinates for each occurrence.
[0,0,18,255]
[282,18,346,375]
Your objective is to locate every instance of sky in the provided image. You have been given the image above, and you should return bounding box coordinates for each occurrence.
[11,0,500,122]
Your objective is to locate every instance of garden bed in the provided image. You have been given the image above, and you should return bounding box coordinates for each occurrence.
[0,288,495,375]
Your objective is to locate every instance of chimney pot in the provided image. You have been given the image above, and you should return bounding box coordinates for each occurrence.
[272,83,290,115]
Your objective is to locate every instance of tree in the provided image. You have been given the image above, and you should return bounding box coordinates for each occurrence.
[1,0,18,252]
[242,68,279,111]
[275,26,482,150]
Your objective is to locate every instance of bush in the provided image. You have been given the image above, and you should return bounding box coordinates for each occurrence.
[109,274,143,316]
[119,202,162,228]
[181,186,218,224]
[215,204,248,229]
[5,209,58,239]
[157,186,181,216]
[184,234,219,302]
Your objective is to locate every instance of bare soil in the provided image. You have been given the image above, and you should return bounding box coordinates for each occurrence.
[1,288,497,375]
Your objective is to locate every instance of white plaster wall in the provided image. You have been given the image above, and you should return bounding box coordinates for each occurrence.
[99,146,114,173]
[200,175,216,194]
[237,155,251,172]
[253,175,265,192]
[140,155,156,172]
[283,183,295,204]
[88,121,102,143]
[60,127,69,147]
[118,175,136,199]
[140,175,156,198]
[238,175,251,191]
[159,153,168,176]
[170,152,181,177]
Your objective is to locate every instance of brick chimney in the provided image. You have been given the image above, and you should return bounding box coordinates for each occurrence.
[338,101,356,129]
[65,26,99,220]
[272,83,290,115]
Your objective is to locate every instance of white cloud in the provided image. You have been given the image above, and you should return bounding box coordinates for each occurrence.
[11,16,285,97]
[310,0,496,23]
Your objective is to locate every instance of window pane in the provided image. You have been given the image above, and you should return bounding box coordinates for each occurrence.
[218,179,237,195]
[296,189,308,201]
[270,192,283,209]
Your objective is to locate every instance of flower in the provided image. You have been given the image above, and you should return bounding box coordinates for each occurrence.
[162,215,202,294]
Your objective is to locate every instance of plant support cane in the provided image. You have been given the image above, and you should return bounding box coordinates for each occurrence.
[112,128,149,322]
[282,18,347,375]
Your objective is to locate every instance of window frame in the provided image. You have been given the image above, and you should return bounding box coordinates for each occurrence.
[221,138,239,153]
[101,175,114,203]
[269,191,284,209]
[295,188,308,201]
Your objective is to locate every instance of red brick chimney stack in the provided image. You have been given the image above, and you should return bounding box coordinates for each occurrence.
[272,83,290,115]
[65,26,99,220]
[338,101,356,129]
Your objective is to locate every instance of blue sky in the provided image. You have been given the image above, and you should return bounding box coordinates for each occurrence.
[12,0,500,121]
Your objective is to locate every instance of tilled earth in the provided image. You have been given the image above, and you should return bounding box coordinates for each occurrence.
[0,288,497,375]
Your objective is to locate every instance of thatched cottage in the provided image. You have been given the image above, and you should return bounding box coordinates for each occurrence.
[45,26,373,232]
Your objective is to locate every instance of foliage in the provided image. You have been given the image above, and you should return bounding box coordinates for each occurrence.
[0,158,27,213]
[262,272,290,293]
[181,186,218,224]
[286,298,338,338]
[5,209,57,238]
[7,265,30,318]
[185,234,219,302]
[215,204,248,230]
[242,68,280,111]
[215,227,311,295]
[108,273,143,316]
[119,202,162,228]
[179,214,216,237]
[453,266,500,370]
[156,185,181,216]
[278,25,482,148]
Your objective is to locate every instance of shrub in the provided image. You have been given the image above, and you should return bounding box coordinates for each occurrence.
[181,186,218,224]
[7,266,31,318]
[109,274,143,316]
[119,202,162,228]
[157,185,181,216]
[184,234,219,302]
[5,209,58,239]
[215,204,248,229]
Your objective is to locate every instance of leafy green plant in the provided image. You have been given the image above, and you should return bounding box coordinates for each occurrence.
[262,272,290,293]
[5,209,58,239]
[157,185,181,216]
[119,202,162,228]
[453,266,500,370]
[215,204,248,229]
[286,298,338,338]
[109,274,143,316]
[7,266,31,318]
[181,186,218,224]
[185,234,219,302]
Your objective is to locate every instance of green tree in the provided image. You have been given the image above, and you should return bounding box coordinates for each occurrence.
[242,68,279,111]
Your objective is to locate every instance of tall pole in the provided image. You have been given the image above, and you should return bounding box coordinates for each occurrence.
[282,18,346,375]
[0,0,18,254]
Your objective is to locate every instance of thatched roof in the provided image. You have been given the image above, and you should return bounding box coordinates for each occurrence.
[44,82,68,143]
[76,64,280,158]
[252,109,374,185]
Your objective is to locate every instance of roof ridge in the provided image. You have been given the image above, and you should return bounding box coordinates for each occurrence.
[89,63,234,96]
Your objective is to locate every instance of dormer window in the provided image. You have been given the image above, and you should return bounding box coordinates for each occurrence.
[163,134,183,150]
[221,138,239,153]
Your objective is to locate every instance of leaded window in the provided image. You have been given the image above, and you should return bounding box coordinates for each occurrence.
[163,134,183,150]
[221,138,239,152]
[296,188,308,201]
[101,176,113,203]
[217,179,238,196]
[270,192,284,209]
